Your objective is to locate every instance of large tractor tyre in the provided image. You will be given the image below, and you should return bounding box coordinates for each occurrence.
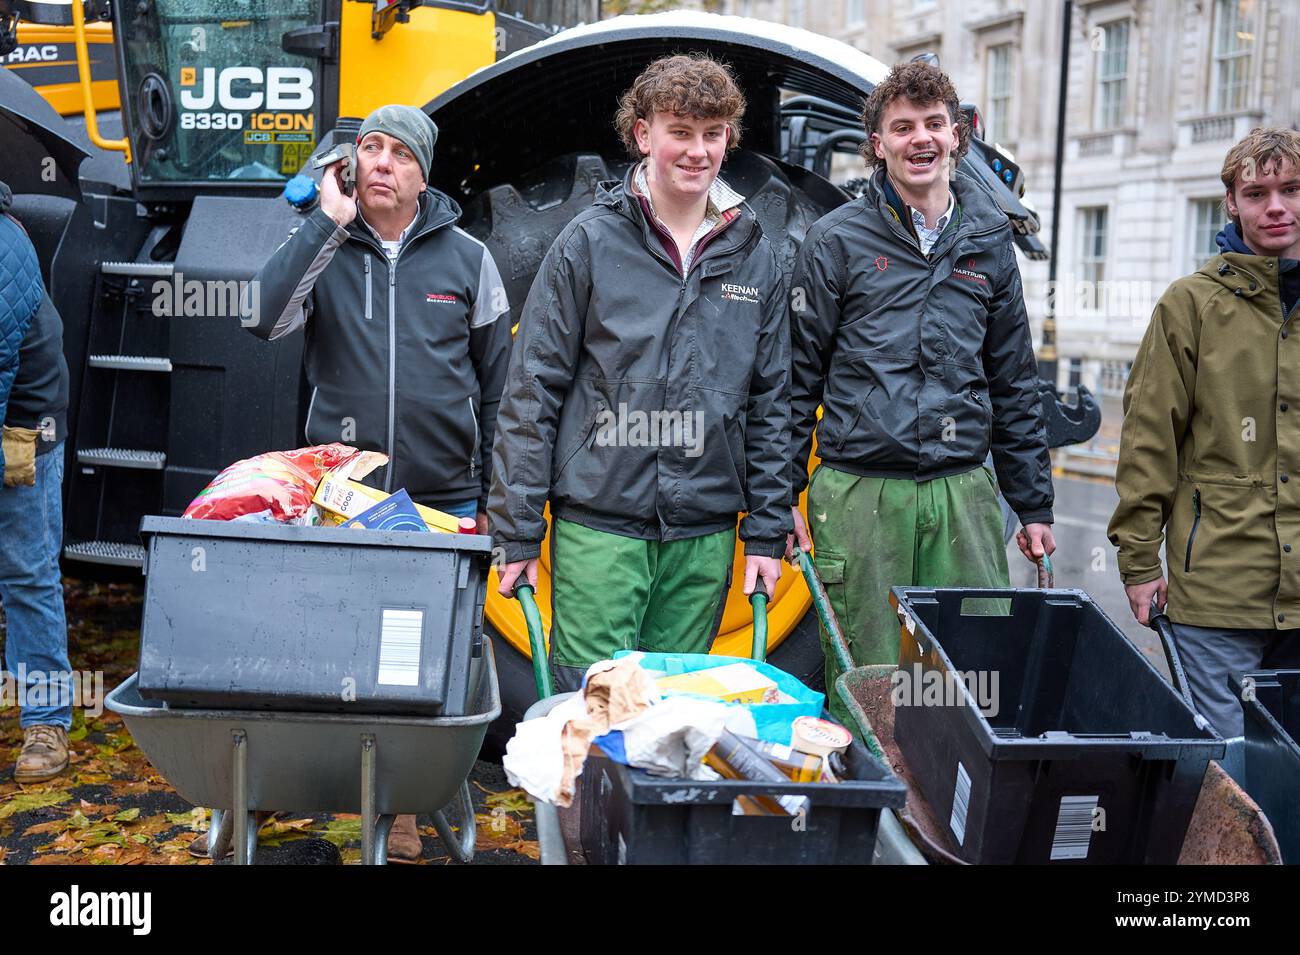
[457,147,850,322]
[465,148,845,761]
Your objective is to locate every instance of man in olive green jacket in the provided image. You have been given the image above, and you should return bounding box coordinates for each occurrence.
[1109,127,1300,737]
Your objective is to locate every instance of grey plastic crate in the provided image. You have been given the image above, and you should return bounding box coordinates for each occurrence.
[136,516,491,716]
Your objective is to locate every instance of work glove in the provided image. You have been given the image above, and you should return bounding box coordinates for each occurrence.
[1,425,40,487]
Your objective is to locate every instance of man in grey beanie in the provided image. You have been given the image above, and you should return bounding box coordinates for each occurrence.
[246,105,511,861]
[337,104,439,238]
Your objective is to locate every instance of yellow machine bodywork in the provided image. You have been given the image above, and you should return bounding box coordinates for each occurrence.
[337,2,497,120]
[6,20,118,115]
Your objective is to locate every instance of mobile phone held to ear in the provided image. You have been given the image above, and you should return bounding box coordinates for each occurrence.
[312,142,356,197]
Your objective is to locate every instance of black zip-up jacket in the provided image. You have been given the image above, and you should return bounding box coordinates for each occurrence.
[6,293,68,456]
[488,170,793,563]
[247,189,510,509]
[789,168,1053,525]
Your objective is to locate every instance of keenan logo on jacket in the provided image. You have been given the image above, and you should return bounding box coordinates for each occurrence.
[426,292,459,304]
[952,259,989,286]
[721,282,760,304]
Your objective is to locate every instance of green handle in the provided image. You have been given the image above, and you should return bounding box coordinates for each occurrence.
[792,547,855,673]
[750,591,768,662]
[515,583,553,700]
[1037,553,1055,589]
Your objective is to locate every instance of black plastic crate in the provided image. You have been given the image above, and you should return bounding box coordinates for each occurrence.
[136,516,490,716]
[577,731,907,865]
[1237,669,1300,863]
[891,587,1224,865]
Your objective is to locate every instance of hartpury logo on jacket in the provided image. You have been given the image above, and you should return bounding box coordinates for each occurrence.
[952,258,989,285]
[720,282,760,304]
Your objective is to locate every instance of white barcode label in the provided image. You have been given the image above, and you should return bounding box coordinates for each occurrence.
[1050,795,1099,861]
[950,761,971,846]
[377,608,423,686]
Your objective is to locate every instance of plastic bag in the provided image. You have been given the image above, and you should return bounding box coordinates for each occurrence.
[612,651,827,745]
[182,444,386,523]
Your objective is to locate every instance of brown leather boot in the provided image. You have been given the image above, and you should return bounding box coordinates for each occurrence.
[386,813,423,864]
[14,725,69,783]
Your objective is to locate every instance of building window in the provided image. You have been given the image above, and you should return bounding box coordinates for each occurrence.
[985,44,1013,145]
[1068,358,1083,391]
[1189,198,1228,273]
[1078,206,1108,311]
[847,0,864,26]
[1094,19,1129,130]
[1100,360,1132,397]
[1211,0,1255,113]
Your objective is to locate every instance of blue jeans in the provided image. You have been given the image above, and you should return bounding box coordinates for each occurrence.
[439,499,477,520]
[0,442,72,728]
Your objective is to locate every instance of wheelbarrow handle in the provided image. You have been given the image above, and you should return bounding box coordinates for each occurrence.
[750,590,768,663]
[1148,602,1195,710]
[1036,553,1054,589]
[515,583,554,700]
[791,547,855,674]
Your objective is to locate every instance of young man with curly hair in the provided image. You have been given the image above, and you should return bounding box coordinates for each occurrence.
[787,61,1055,719]
[489,54,792,690]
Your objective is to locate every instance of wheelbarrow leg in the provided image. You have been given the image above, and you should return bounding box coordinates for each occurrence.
[366,814,396,866]
[430,781,475,864]
[231,729,257,865]
[360,734,384,866]
[207,808,233,860]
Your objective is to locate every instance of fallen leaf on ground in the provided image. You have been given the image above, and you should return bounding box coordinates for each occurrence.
[164,808,208,831]
[0,789,71,818]
[484,789,534,816]
[315,818,362,848]
[106,780,149,796]
[473,812,539,859]
[29,852,76,865]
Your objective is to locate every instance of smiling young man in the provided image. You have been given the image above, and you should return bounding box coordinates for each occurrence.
[247,104,510,861]
[489,54,791,690]
[1110,127,1300,738]
[787,61,1055,720]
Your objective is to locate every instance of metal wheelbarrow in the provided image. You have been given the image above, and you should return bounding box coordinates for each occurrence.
[105,639,501,865]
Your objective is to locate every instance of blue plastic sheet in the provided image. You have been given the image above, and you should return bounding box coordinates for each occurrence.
[607,651,826,747]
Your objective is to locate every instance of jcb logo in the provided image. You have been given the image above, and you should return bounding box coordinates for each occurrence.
[178,66,314,111]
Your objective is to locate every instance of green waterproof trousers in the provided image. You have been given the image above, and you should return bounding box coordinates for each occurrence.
[548,518,735,691]
[808,464,1010,724]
